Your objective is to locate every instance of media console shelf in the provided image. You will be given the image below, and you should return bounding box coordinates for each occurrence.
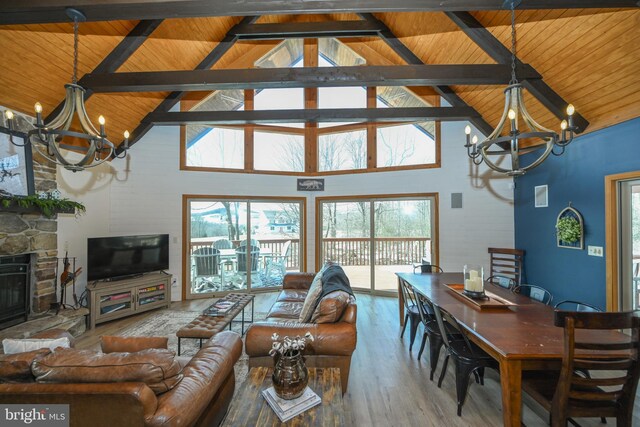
[87,272,171,329]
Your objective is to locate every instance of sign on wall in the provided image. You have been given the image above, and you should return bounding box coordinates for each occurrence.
[297,179,324,191]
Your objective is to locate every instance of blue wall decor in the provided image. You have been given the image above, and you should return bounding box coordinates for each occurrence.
[514,117,640,309]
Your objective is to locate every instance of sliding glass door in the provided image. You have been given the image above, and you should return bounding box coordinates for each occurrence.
[318,195,437,293]
[620,180,640,310]
[186,196,304,299]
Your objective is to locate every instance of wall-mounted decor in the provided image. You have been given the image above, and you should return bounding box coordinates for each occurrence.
[534,185,548,208]
[0,127,35,196]
[556,203,584,250]
[297,179,324,191]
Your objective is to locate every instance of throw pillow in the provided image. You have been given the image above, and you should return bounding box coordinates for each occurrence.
[2,337,70,355]
[0,349,50,383]
[32,348,183,395]
[311,291,352,323]
[297,267,326,323]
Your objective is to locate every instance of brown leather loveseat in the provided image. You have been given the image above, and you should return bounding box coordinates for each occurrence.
[245,272,357,391]
[0,330,242,427]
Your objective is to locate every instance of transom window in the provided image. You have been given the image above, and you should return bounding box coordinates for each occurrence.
[183,38,439,175]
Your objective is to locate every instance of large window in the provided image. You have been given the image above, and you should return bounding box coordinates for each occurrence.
[185,196,305,298]
[182,38,439,175]
[317,194,437,293]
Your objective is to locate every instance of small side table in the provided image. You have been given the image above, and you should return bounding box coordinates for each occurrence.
[222,367,345,426]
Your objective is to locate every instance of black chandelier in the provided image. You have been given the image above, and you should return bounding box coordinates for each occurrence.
[2,8,129,172]
[464,1,577,177]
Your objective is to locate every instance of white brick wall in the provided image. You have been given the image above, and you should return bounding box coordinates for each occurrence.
[98,119,514,300]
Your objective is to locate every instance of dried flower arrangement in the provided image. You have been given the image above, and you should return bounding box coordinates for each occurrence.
[269,332,314,358]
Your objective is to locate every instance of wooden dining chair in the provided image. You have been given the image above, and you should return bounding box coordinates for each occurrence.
[523,310,640,427]
[432,303,499,416]
[486,274,516,290]
[399,278,421,352]
[554,300,601,312]
[513,284,553,305]
[489,247,524,286]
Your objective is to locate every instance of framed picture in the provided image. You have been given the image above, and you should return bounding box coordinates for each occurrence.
[0,128,35,196]
[534,185,548,208]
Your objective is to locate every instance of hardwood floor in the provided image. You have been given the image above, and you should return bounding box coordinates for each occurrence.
[76,292,638,426]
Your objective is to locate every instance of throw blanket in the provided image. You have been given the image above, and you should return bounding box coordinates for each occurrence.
[310,265,355,315]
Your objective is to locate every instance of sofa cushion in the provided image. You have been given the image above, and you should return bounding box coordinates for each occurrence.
[0,349,50,383]
[276,289,308,302]
[267,301,303,320]
[311,291,352,324]
[32,348,183,395]
[2,337,70,354]
[298,268,326,322]
[100,336,169,353]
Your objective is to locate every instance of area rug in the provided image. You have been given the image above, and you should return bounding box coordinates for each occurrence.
[118,309,267,388]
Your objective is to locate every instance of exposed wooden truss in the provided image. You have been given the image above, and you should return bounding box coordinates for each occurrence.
[231,21,384,39]
[83,64,540,93]
[146,107,478,125]
[446,11,590,133]
[1,1,636,25]
[358,13,494,136]
[119,15,259,153]
[46,19,163,122]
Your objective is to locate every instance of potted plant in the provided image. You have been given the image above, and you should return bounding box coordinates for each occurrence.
[556,216,581,243]
[269,332,314,400]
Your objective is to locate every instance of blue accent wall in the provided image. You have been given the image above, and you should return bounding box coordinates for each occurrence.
[514,117,640,310]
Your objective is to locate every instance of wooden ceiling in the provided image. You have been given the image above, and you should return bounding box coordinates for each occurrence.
[0,8,638,152]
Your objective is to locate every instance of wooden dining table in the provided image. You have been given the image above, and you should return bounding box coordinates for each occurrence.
[396,272,627,427]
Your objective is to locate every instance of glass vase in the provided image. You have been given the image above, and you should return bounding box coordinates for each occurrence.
[272,351,308,400]
[463,264,485,298]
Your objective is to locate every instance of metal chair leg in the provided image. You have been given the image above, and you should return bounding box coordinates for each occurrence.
[428,334,443,381]
[438,354,450,388]
[417,332,428,360]
[400,313,409,338]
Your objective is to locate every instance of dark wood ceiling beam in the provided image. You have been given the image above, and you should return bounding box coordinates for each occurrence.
[45,19,163,122]
[232,21,383,40]
[144,107,479,125]
[358,13,494,136]
[117,15,259,154]
[84,64,540,93]
[446,11,590,133]
[1,1,636,25]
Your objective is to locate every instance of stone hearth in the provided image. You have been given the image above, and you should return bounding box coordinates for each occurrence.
[0,109,59,316]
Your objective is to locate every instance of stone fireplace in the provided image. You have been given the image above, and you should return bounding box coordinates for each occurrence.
[0,111,58,321]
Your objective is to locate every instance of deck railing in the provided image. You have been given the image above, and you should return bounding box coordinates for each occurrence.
[321,237,431,266]
[190,238,300,269]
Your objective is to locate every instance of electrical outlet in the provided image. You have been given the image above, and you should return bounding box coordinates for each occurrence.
[171,278,178,287]
[588,246,603,257]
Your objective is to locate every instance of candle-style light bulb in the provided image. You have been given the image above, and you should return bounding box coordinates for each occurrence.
[566,104,575,116]
[123,130,130,150]
[124,130,130,139]
[34,102,42,114]
[5,110,14,120]
[464,125,471,135]
[98,115,106,125]
[560,120,568,130]
[472,135,478,144]
[508,109,516,120]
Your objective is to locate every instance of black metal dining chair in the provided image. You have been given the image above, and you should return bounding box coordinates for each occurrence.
[554,300,601,312]
[412,263,444,274]
[432,303,499,416]
[399,278,421,352]
[486,274,516,290]
[513,284,553,305]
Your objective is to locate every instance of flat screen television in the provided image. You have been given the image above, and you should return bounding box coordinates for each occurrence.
[87,234,169,281]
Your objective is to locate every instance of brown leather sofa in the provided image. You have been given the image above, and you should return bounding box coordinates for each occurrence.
[0,330,242,427]
[245,272,357,391]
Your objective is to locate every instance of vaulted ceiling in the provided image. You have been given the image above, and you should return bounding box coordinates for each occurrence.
[0,7,638,153]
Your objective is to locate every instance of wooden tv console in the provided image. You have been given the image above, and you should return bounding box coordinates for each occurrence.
[87,272,172,329]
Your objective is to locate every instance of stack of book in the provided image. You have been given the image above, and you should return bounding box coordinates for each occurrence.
[203,299,237,316]
[261,386,321,422]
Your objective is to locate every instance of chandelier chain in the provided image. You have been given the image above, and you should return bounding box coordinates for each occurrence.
[72,17,79,84]
[510,4,517,85]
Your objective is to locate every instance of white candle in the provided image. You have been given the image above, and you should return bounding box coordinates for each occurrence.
[469,269,478,279]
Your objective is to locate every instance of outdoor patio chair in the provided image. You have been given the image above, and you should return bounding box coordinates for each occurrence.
[192,247,224,289]
[263,240,291,284]
[236,245,260,273]
[213,239,233,249]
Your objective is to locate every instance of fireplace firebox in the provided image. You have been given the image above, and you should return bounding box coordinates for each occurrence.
[0,254,31,330]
